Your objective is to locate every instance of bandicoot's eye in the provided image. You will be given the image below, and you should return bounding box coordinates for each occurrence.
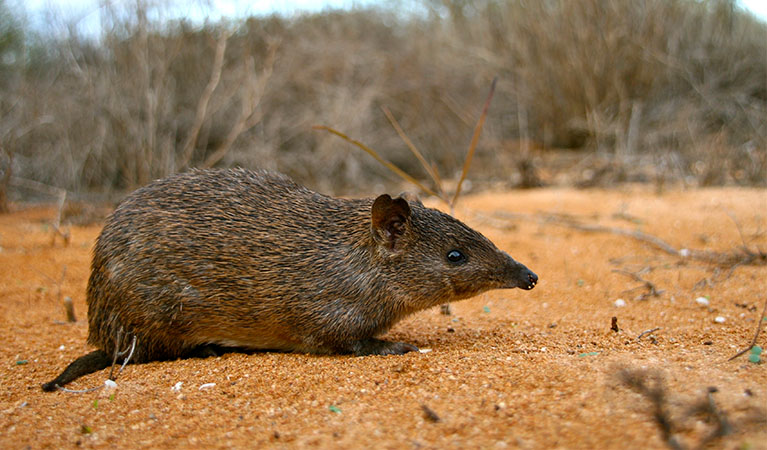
[446,249,466,264]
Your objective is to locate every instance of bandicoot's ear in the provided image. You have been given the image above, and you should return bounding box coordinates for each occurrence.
[371,194,411,250]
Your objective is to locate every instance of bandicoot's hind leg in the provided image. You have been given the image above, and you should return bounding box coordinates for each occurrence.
[41,350,112,392]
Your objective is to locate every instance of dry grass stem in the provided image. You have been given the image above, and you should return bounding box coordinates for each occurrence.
[313,125,437,197]
[451,77,497,208]
[381,105,445,199]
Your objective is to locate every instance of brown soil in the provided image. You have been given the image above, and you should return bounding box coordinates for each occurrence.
[1,186,765,449]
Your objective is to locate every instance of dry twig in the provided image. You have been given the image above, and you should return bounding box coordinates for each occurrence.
[201,41,278,169]
[613,268,664,300]
[728,298,767,361]
[487,211,767,268]
[637,327,661,341]
[421,404,441,423]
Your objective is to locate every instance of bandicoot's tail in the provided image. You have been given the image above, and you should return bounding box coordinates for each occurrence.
[41,350,112,392]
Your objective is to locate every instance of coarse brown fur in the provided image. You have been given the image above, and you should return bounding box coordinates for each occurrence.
[42,168,537,391]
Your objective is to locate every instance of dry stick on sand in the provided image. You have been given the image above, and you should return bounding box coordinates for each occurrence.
[488,211,767,268]
[637,327,662,341]
[613,268,664,300]
[728,298,767,361]
[421,404,441,423]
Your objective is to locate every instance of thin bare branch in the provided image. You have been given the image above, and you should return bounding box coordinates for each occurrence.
[201,42,277,169]
[179,29,230,169]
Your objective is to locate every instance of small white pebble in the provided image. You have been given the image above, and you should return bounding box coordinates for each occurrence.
[171,382,183,392]
[58,345,66,351]
[714,316,726,324]
[198,383,216,391]
[679,248,690,257]
[540,347,547,353]
[104,380,117,390]
[614,299,626,307]
[695,297,710,306]
[419,348,432,354]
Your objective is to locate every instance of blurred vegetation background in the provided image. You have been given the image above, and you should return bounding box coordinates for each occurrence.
[1,0,765,207]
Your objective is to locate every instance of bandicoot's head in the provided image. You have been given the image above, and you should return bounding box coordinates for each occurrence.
[369,194,537,309]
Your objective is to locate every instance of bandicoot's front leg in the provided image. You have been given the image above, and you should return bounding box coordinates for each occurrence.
[351,338,419,356]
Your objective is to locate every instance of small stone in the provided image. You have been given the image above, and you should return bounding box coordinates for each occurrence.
[171,382,183,392]
[198,383,216,391]
[104,380,117,390]
[419,348,432,354]
[714,316,726,324]
[695,297,709,306]
[614,299,626,307]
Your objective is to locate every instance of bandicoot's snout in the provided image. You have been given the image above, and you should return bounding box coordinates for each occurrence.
[501,252,538,290]
[519,267,538,290]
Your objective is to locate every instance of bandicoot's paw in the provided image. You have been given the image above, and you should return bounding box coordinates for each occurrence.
[353,338,419,356]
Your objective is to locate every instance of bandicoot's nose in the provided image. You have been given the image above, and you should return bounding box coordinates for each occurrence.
[521,268,538,290]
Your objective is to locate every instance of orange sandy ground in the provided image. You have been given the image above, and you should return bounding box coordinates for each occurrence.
[1,186,766,449]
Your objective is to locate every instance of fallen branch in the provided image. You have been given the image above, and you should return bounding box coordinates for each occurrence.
[637,327,662,341]
[613,268,664,300]
[728,298,767,362]
[486,211,767,268]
